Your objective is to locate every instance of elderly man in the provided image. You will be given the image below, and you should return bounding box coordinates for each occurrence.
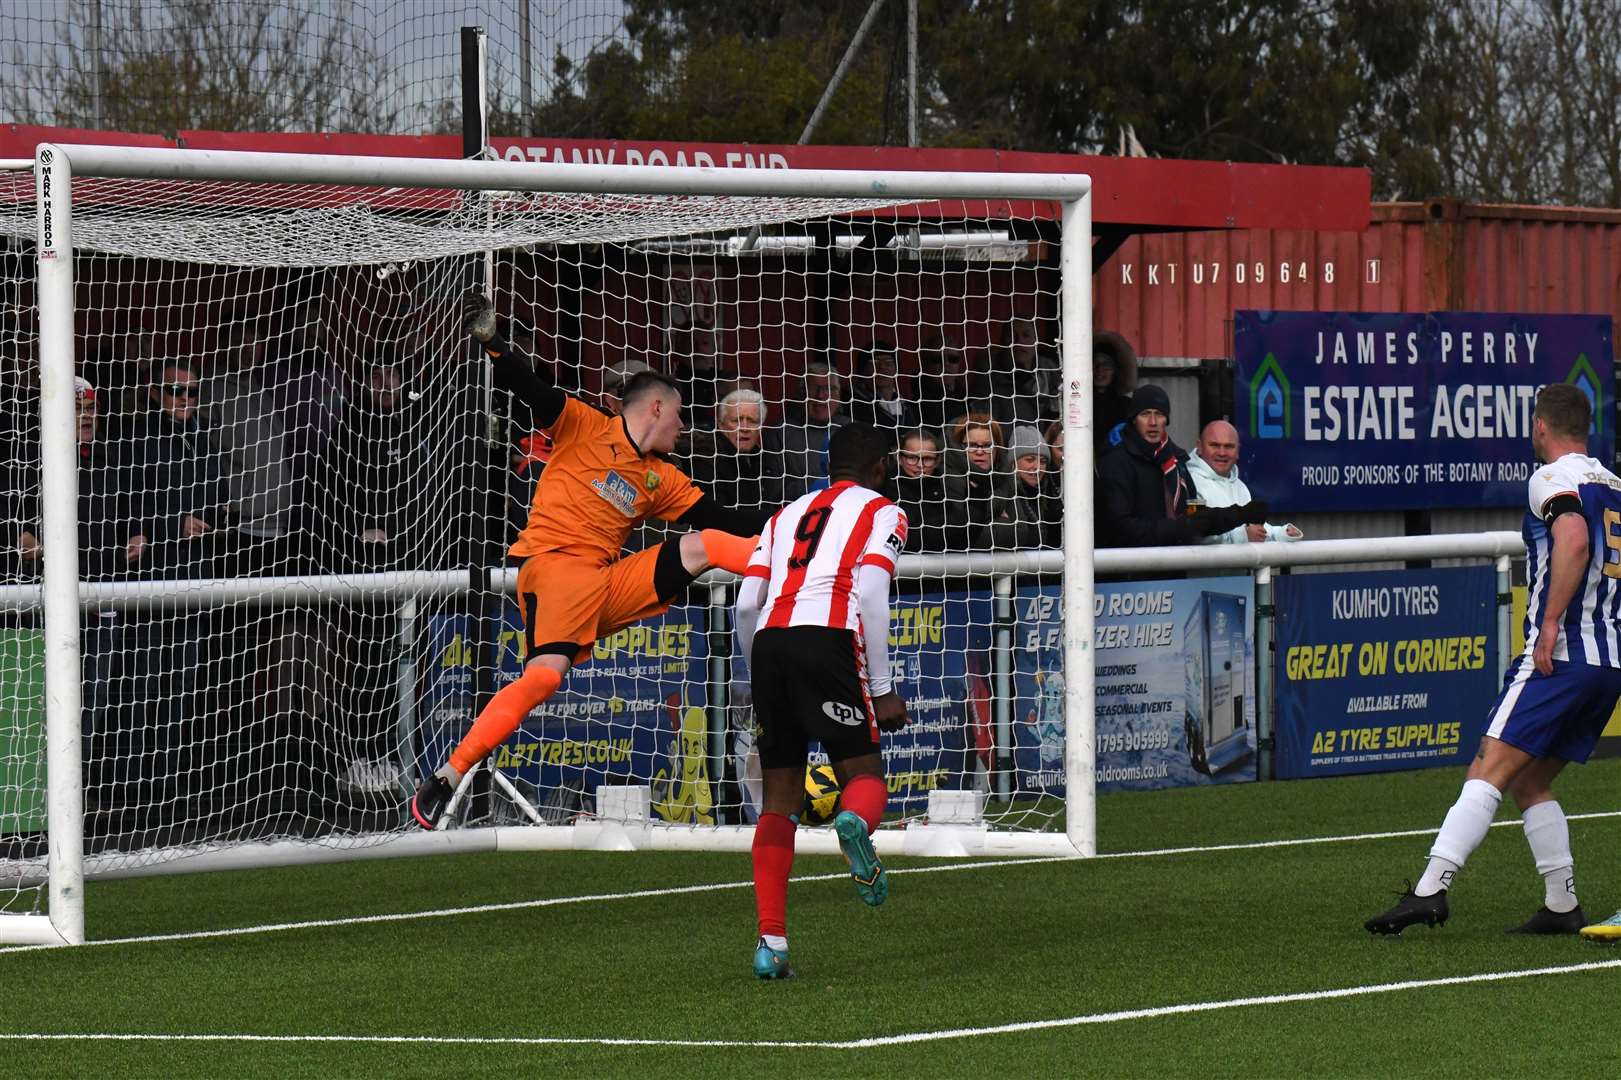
[1186,420,1303,544]
[683,387,786,511]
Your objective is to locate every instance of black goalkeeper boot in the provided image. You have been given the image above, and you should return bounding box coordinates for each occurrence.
[1507,904,1587,935]
[409,773,453,830]
[1364,882,1449,935]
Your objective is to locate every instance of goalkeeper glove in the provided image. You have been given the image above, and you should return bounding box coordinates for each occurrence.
[462,289,499,343]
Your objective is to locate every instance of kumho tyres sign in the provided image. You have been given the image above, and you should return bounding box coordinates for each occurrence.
[1273,567,1497,779]
[1235,310,1614,511]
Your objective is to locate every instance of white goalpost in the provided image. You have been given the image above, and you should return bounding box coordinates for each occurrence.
[1,144,1094,946]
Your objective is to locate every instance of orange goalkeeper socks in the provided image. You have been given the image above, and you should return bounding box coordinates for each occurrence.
[448,662,564,776]
[752,812,797,938]
[701,529,757,575]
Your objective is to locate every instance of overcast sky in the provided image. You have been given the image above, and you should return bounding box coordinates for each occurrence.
[0,0,633,132]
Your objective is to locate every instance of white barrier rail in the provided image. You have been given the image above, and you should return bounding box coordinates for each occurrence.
[0,532,1528,611]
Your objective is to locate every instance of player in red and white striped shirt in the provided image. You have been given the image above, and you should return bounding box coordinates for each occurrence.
[734,424,909,979]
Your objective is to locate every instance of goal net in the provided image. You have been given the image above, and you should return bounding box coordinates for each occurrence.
[1,146,1092,944]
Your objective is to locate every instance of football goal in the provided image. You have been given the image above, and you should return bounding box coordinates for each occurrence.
[0,144,1093,946]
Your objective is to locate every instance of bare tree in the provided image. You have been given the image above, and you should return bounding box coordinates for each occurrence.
[1567,0,1621,207]
[2,0,402,136]
[1416,0,1621,205]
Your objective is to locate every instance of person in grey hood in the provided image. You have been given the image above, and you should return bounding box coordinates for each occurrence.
[1186,420,1302,544]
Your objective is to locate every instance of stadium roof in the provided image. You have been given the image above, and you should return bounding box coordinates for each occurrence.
[1,125,1371,254]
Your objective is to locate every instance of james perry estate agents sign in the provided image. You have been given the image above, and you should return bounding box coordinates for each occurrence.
[1234,310,1614,512]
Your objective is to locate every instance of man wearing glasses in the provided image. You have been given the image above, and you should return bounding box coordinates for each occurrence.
[116,358,229,577]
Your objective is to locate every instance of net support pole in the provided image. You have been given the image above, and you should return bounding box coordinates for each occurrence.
[707,581,732,825]
[992,574,1013,802]
[34,144,85,946]
[395,596,418,784]
[1254,565,1274,782]
[1060,191,1095,858]
[1496,554,1512,684]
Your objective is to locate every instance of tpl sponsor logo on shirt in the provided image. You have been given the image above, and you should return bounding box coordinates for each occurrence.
[592,471,641,518]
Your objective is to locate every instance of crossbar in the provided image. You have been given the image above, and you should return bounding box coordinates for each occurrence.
[48,144,1091,202]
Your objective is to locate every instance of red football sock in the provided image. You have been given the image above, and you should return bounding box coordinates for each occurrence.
[448,663,563,776]
[752,812,798,938]
[839,773,888,835]
[701,529,757,575]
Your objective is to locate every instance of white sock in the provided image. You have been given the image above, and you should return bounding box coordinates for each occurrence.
[762,934,788,952]
[1417,778,1502,896]
[1521,800,1578,913]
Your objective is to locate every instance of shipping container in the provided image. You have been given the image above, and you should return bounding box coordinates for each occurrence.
[1096,199,1621,362]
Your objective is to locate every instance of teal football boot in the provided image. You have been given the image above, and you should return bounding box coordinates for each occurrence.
[753,937,794,979]
[833,810,888,907]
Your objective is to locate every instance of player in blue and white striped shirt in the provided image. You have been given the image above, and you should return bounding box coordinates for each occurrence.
[1366,383,1621,937]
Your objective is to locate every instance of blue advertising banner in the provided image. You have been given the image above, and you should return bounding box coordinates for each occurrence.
[879,592,994,812]
[1274,567,1497,779]
[419,605,713,823]
[418,579,1261,822]
[1011,576,1257,794]
[1235,310,1614,511]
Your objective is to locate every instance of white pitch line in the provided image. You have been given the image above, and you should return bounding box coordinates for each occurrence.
[2,809,1618,957]
[3,958,1619,1050]
[1091,807,1621,861]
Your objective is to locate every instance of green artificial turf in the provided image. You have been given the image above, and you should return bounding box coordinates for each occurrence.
[3,760,1618,1078]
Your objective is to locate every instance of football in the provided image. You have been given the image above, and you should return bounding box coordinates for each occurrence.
[802,763,841,825]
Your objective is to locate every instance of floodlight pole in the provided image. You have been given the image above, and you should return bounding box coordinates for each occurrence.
[907,0,919,146]
[518,0,533,134]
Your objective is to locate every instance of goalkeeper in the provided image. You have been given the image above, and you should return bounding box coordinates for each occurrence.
[410,292,770,828]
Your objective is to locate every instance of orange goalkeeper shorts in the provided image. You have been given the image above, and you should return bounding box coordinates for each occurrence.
[514,547,670,663]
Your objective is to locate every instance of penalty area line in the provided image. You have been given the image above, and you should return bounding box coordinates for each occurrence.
[1,810,1617,956]
[3,958,1618,1051]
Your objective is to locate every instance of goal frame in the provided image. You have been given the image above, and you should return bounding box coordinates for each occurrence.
[16,143,1096,946]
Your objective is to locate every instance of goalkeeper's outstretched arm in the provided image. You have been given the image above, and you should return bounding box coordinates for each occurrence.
[675,492,774,537]
[462,290,567,429]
